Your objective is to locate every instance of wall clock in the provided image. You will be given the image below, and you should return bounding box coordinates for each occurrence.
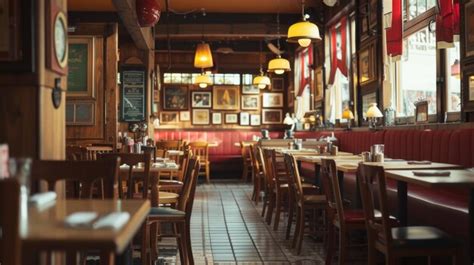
[54,11,68,68]
[46,0,67,75]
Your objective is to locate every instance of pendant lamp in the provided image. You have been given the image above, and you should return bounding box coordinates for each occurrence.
[268,12,291,75]
[287,0,321,47]
[194,42,214,69]
[253,41,271,89]
[195,72,213,88]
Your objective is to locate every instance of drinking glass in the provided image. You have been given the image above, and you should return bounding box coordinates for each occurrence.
[8,158,32,194]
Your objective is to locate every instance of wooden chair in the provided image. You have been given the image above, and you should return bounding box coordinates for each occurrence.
[156,140,183,158]
[256,146,271,215]
[0,178,21,265]
[82,145,114,160]
[66,145,84,160]
[240,141,254,182]
[148,157,200,265]
[284,153,326,254]
[249,144,264,203]
[358,164,463,265]
[159,149,193,193]
[188,141,210,183]
[141,146,157,163]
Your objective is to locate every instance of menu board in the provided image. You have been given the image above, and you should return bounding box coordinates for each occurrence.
[121,67,147,121]
[68,43,88,92]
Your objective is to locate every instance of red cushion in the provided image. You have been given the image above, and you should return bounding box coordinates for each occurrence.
[342,209,365,223]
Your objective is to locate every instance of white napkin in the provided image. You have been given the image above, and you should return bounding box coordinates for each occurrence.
[165,162,178,168]
[92,212,130,230]
[29,192,57,207]
[65,212,98,228]
[167,150,180,155]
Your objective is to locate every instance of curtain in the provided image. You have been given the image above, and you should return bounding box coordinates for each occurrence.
[294,46,313,119]
[327,17,348,85]
[386,0,402,60]
[437,0,460,48]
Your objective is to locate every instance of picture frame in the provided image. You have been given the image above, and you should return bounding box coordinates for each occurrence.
[180,111,190,121]
[191,91,212,108]
[359,43,376,85]
[469,75,474,101]
[414,100,429,124]
[67,36,95,98]
[271,78,284,91]
[212,112,222,124]
[242,84,260,94]
[213,86,240,110]
[160,111,179,124]
[262,109,283,124]
[313,67,324,103]
[240,112,250,126]
[66,101,95,126]
[250,114,261,126]
[262,93,284,108]
[465,0,474,57]
[120,66,147,122]
[192,109,210,125]
[369,0,378,29]
[241,95,260,110]
[225,113,238,124]
[162,85,189,110]
[359,4,369,41]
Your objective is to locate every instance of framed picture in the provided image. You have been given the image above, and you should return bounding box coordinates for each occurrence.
[262,93,284,108]
[250,114,261,126]
[213,86,240,110]
[225,113,238,124]
[191,91,212,108]
[369,0,378,29]
[313,67,324,103]
[271,78,284,91]
[359,44,375,85]
[262,109,283,124]
[241,95,260,110]
[242,84,260,94]
[466,1,474,57]
[67,37,95,98]
[160,111,179,124]
[192,109,210,125]
[359,4,369,41]
[180,111,190,121]
[470,75,474,101]
[240,112,250,126]
[288,84,295,108]
[212,112,222,124]
[163,85,189,110]
[66,101,95,126]
[120,66,147,122]
[415,100,429,124]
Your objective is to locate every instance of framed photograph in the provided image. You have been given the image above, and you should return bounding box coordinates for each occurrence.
[192,109,210,125]
[212,112,222,124]
[120,66,147,122]
[225,113,238,124]
[242,84,260,94]
[67,37,95,98]
[466,1,474,57]
[191,91,212,108]
[162,85,189,110]
[415,101,429,124]
[241,95,260,110]
[359,44,376,85]
[213,86,240,110]
[262,109,283,124]
[66,101,95,126]
[470,75,474,101]
[262,93,284,108]
[180,111,190,121]
[271,78,284,91]
[240,112,250,126]
[250,114,261,126]
[313,67,324,103]
[160,111,179,124]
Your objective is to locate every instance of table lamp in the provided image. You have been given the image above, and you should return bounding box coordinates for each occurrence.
[283,113,296,139]
[366,103,383,130]
[342,107,354,130]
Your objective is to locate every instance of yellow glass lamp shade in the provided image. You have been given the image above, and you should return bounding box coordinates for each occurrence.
[342,108,355,120]
[366,103,383,118]
[194,43,214,69]
[268,56,291,75]
[195,73,212,88]
[253,74,271,89]
[287,21,321,47]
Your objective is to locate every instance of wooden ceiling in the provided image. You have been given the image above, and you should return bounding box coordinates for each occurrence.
[68,0,318,14]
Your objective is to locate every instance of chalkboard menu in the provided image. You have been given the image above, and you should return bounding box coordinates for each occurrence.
[68,43,88,92]
[121,67,147,121]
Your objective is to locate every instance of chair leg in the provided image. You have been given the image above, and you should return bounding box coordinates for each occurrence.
[273,192,282,231]
[296,207,305,255]
[241,162,248,181]
[141,222,149,265]
[285,196,294,240]
[205,163,210,183]
[367,233,376,265]
[292,206,301,249]
[325,223,335,265]
[176,224,186,265]
[255,177,261,205]
[266,192,275,225]
[338,229,347,265]
[185,221,194,265]
[100,252,115,265]
[150,223,159,263]
[261,191,268,217]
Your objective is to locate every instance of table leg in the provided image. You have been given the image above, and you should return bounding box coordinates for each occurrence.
[397,181,408,226]
[337,170,344,195]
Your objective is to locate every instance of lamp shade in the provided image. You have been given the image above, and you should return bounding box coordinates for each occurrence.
[253,74,271,89]
[194,43,214,69]
[287,21,321,47]
[136,0,161,27]
[194,73,213,88]
[342,108,354,119]
[283,113,295,125]
[268,56,291,75]
[366,103,383,118]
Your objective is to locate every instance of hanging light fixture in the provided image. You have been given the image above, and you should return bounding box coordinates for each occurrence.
[195,72,213,88]
[253,41,271,89]
[287,0,321,47]
[194,42,214,69]
[268,11,291,75]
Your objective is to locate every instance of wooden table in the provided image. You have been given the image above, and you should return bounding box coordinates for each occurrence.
[385,169,474,260]
[22,199,150,264]
[233,141,258,147]
[337,161,463,173]
[119,162,179,178]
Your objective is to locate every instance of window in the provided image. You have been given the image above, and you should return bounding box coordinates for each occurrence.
[396,26,437,117]
[404,0,437,21]
[163,72,241,85]
[446,41,461,112]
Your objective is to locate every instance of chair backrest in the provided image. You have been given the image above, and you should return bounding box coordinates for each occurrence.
[141,146,157,163]
[156,140,183,153]
[255,146,269,187]
[267,149,287,187]
[188,141,209,163]
[320,159,345,223]
[98,153,152,199]
[66,145,84,160]
[249,145,260,176]
[259,139,294,148]
[0,178,21,265]
[83,146,114,160]
[177,157,199,212]
[177,149,193,182]
[31,159,120,199]
[283,153,305,201]
[358,164,393,246]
